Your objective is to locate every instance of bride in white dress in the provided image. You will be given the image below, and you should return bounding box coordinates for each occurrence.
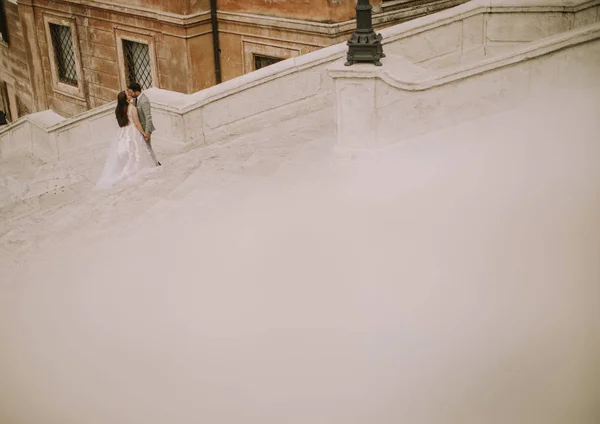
[95,91,159,190]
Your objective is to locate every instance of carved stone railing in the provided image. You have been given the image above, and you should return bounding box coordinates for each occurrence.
[1,0,598,161]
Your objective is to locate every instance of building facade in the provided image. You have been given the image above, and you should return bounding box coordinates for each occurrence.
[0,0,467,120]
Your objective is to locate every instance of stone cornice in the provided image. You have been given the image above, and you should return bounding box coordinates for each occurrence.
[17,0,463,37]
[216,7,446,37]
[22,0,212,26]
[217,11,355,36]
[18,0,600,29]
[329,22,600,91]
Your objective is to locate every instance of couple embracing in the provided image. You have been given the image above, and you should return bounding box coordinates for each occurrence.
[96,82,161,190]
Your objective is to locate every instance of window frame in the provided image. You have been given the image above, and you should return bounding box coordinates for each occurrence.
[0,0,9,46]
[122,39,153,89]
[0,80,11,121]
[0,72,18,120]
[49,23,79,86]
[43,13,85,99]
[242,38,300,74]
[114,28,158,91]
[253,54,284,70]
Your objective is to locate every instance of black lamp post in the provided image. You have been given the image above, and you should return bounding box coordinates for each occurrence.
[345,0,385,66]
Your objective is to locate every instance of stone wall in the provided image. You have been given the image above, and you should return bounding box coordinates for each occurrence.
[0,0,467,120]
[28,0,214,117]
[328,0,600,146]
[218,0,359,22]
[2,0,599,214]
[380,0,600,67]
[4,0,599,163]
[217,0,468,81]
[0,0,34,120]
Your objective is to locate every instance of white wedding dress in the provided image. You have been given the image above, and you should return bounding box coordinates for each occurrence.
[95,105,158,190]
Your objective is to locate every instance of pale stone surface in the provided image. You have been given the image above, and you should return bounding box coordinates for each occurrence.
[0,108,336,273]
[335,79,379,148]
[557,36,600,84]
[30,125,58,162]
[385,21,463,63]
[484,41,529,56]
[574,5,599,28]
[421,50,464,69]
[1,124,31,159]
[1,10,600,424]
[329,22,600,146]
[1,0,599,234]
[527,51,562,97]
[152,111,187,149]
[486,12,572,42]
[462,13,486,50]
[1,83,599,424]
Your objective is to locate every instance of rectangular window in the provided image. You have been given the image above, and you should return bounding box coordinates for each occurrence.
[49,23,78,85]
[0,0,8,44]
[0,80,10,122]
[123,40,153,89]
[253,54,283,70]
[17,96,29,117]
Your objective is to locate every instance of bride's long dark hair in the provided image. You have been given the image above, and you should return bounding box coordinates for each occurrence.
[115,91,129,127]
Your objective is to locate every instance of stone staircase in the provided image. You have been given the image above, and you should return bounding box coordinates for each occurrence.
[0,108,336,277]
[2,1,600,423]
[2,0,600,275]
[2,79,599,424]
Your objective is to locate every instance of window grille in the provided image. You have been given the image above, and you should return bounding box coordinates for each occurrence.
[49,23,78,85]
[254,54,283,70]
[123,40,153,89]
[0,80,10,121]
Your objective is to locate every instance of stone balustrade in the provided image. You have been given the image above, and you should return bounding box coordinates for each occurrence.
[1,0,598,161]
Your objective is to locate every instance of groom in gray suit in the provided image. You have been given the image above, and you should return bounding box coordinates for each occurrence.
[127,82,160,166]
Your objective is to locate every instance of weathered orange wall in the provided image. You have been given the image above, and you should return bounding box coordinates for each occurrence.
[218,0,357,23]
[0,1,35,116]
[114,0,200,15]
[24,0,209,116]
[217,31,244,83]
[0,0,463,118]
[187,0,212,14]
[187,32,217,92]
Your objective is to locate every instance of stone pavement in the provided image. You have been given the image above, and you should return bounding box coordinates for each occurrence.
[1,84,599,424]
[3,6,600,419]
[0,109,336,279]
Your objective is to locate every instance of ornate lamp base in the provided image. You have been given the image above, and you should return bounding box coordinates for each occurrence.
[345,0,386,66]
[345,32,385,66]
